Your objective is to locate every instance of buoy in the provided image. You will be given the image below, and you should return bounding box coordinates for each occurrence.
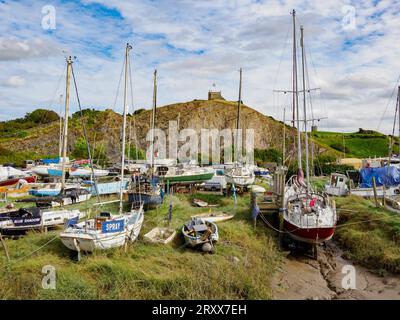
[202,242,212,252]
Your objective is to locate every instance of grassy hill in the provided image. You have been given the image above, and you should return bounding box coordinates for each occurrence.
[312,130,399,158]
[1,101,395,167]
[0,100,339,166]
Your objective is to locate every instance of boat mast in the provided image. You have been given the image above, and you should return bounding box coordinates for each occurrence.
[150,69,157,175]
[398,86,400,151]
[58,94,64,159]
[291,9,302,171]
[389,87,400,162]
[119,43,132,213]
[235,68,242,163]
[282,108,286,166]
[61,56,72,190]
[300,26,310,191]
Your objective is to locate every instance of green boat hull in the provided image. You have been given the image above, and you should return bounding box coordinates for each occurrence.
[163,172,214,185]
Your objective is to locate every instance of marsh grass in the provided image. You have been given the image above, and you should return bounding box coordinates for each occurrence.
[335,196,400,273]
[0,192,282,299]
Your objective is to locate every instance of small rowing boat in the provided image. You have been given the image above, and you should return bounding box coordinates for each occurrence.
[182,218,218,252]
[143,227,176,245]
[191,211,234,223]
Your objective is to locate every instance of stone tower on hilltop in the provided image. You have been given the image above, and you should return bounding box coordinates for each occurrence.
[208,90,225,100]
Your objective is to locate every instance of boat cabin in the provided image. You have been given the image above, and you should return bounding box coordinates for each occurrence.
[325,173,348,196]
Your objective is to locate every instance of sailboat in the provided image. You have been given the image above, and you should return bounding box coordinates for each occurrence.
[0,166,36,187]
[127,70,164,209]
[224,68,255,188]
[161,163,215,185]
[60,44,144,253]
[282,11,337,248]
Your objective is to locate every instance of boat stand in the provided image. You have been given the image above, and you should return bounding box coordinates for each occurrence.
[73,238,82,261]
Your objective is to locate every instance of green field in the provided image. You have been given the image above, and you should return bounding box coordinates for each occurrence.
[312,130,398,158]
[0,192,282,299]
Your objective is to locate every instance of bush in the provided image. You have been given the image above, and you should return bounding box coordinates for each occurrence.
[330,143,350,154]
[254,148,281,164]
[126,144,145,160]
[133,108,146,115]
[72,137,88,159]
[25,109,59,124]
[0,108,59,137]
[16,131,28,138]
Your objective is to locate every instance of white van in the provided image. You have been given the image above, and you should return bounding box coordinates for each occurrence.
[203,175,227,191]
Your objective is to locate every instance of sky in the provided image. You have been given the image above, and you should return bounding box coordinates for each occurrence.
[0,0,399,134]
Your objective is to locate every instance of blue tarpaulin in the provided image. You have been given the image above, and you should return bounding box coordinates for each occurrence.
[41,157,60,164]
[360,166,400,188]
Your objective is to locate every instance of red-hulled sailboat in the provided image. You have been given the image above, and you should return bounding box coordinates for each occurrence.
[281,10,337,248]
[0,175,37,187]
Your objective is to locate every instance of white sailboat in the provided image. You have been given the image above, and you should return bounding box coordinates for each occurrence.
[60,44,144,254]
[69,166,109,178]
[224,68,255,187]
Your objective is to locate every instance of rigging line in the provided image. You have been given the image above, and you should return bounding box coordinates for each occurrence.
[305,43,331,131]
[389,92,398,156]
[70,64,101,203]
[128,51,139,161]
[304,48,317,176]
[7,234,59,265]
[47,68,65,111]
[377,74,400,132]
[272,23,291,91]
[113,58,126,111]
[127,46,142,203]
[96,56,127,169]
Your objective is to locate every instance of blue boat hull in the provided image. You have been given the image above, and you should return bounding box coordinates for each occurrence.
[128,192,163,209]
[47,169,62,177]
[89,180,129,195]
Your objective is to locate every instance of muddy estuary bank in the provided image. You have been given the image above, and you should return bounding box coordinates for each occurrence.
[272,242,400,300]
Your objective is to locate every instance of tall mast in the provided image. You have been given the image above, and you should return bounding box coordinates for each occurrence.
[235,68,242,163]
[300,26,310,190]
[398,86,400,146]
[150,69,157,173]
[58,94,64,159]
[282,108,286,166]
[291,9,302,170]
[119,43,132,213]
[60,56,72,190]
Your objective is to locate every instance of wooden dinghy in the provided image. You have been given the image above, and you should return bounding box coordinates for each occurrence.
[143,227,176,244]
[191,211,234,223]
[182,218,218,252]
[193,198,208,207]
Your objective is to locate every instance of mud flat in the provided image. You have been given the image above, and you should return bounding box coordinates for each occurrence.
[272,242,400,300]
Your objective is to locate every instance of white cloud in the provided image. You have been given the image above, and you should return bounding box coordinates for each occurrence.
[0,37,60,61]
[2,75,26,87]
[0,0,399,134]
